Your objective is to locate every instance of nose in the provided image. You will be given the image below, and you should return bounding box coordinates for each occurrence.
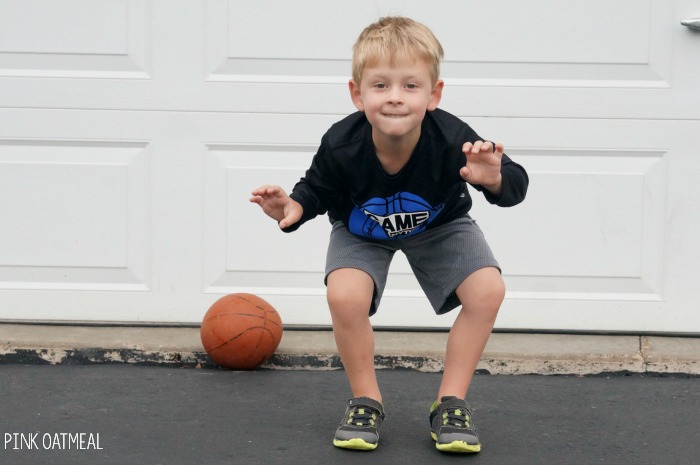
[387,86,402,104]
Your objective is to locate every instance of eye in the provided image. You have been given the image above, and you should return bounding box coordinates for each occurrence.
[405,83,418,89]
[375,83,387,89]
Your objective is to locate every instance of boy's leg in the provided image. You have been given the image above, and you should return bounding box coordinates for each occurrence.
[429,266,504,453]
[327,267,385,451]
[326,267,382,402]
[438,266,504,400]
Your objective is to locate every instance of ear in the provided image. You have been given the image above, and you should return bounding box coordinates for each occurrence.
[349,79,364,111]
[427,79,444,111]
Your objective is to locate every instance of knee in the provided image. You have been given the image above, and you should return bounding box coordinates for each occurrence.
[483,274,506,308]
[326,269,374,321]
[327,285,365,312]
[457,268,505,316]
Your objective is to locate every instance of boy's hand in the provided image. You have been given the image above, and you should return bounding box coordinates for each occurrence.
[460,141,504,196]
[250,185,303,229]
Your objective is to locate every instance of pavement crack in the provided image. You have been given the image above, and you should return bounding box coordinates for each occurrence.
[639,336,650,373]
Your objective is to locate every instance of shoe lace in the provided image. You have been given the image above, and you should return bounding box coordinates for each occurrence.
[442,407,471,429]
[346,406,379,427]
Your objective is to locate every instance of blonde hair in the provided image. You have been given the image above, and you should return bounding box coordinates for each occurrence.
[352,16,444,85]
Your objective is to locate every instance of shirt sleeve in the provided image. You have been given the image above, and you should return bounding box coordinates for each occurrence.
[472,153,529,207]
[456,118,528,207]
[282,134,344,232]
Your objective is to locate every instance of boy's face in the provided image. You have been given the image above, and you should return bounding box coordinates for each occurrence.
[349,57,443,147]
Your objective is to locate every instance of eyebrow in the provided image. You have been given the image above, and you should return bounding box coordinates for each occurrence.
[365,73,426,82]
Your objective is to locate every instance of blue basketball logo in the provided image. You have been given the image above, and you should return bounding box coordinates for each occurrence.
[348,192,443,239]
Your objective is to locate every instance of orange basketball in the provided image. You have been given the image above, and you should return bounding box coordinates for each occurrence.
[200,293,283,370]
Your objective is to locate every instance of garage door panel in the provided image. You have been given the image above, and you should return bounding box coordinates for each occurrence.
[0,112,696,332]
[205,0,678,117]
[0,139,150,291]
[203,143,330,294]
[476,149,665,280]
[0,0,150,79]
[0,1,694,118]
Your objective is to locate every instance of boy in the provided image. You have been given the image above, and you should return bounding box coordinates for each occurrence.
[250,16,528,453]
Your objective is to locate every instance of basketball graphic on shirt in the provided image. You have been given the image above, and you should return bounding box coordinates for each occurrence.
[348,191,444,239]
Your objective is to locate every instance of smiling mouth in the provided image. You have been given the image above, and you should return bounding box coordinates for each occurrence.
[382,113,407,118]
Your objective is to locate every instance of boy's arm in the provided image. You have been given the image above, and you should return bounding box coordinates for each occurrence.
[250,135,343,232]
[460,140,528,207]
[268,133,344,233]
[249,185,303,229]
[281,179,327,233]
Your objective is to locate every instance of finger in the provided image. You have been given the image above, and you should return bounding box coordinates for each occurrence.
[482,141,504,154]
[470,140,484,154]
[262,185,278,196]
[254,186,284,200]
[267,186,286,198]
[464,141,484,155]
[250,185,272,196]
[479,140,495,153]
[278,212,295,229]
[460,165,471,181]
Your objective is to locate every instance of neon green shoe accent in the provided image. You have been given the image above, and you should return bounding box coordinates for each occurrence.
[435,440,481,453]
[442,409,466,427]
[432,428,481,452]
[333,437,378,451]
[347,408,378,426]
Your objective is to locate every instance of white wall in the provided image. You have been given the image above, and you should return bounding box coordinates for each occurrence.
[1,0,699,333]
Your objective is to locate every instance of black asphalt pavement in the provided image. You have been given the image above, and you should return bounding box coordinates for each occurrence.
[1,365,698,465]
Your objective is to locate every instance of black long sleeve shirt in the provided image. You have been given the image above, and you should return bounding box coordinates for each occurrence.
[286,108,528,240]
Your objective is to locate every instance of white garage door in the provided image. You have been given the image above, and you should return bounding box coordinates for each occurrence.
[1,0,699,333]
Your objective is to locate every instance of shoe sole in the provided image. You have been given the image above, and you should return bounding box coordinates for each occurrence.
[431,432,480,453]
[333,438,378,451]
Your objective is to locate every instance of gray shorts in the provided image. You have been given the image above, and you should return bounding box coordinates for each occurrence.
[325,215,500,316]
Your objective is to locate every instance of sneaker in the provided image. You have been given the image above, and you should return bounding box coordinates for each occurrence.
[333,397,385,451]
[429,396,481,453]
